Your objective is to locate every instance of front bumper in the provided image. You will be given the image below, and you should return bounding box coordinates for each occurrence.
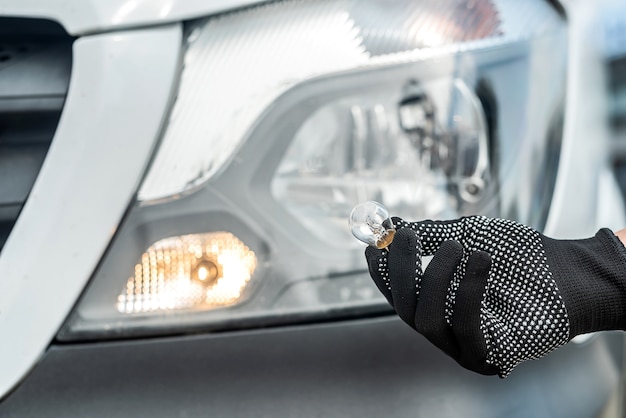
[1,316,623,417]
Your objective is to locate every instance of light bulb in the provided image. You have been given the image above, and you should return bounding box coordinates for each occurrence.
[349,201,396,249]
[192,259,219,286]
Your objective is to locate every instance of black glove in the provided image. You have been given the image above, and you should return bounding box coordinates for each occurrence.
[365,216,626,377]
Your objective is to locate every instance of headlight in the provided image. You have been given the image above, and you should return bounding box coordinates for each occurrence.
[59,0,567,339]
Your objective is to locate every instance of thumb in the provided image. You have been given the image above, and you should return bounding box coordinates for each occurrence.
[387,228,423,328]
[365,246,393,306]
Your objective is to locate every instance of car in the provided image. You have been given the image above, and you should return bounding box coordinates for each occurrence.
[1,0,625,416]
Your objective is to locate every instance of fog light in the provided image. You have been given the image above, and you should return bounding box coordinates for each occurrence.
[117,232,256,313]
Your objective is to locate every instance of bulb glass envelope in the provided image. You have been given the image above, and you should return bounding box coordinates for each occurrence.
[59,0,568,339]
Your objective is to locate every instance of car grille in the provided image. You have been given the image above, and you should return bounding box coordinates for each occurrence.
[0,18,73,251]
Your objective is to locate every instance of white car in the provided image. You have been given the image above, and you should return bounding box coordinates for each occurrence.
[1,0,624,416]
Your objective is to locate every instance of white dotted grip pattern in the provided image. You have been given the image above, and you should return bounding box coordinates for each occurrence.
[396,216,570,377]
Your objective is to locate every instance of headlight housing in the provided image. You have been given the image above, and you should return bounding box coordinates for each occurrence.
[59,0,567,339]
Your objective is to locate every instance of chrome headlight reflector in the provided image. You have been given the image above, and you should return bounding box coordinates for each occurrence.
[59,0,567,339]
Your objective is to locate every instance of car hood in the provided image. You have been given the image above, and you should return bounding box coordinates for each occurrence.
[0,0,269,35]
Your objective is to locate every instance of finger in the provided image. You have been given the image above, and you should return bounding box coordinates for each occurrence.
[393,217,466,256]
[452,250,498,375]
[387,228,423,328]
[365,246,393,306]
[414,240,463,358]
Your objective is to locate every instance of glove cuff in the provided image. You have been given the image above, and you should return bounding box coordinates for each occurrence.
[542,229,626,338]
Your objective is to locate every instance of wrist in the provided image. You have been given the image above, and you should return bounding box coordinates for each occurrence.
[615,228,626,248]
[542,229,626,337]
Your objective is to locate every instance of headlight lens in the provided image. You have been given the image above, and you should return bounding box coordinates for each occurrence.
[59,0,567,339]
[272,77,491,249]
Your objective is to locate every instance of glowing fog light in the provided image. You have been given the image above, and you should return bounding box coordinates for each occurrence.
[117,232,256,313]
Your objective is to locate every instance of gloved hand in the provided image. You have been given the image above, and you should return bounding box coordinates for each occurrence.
[365,216,626,377]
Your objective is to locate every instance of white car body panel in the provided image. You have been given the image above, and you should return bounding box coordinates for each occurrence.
[545,0,624,238]
[0,0,267,35]
[0,24,181,399]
